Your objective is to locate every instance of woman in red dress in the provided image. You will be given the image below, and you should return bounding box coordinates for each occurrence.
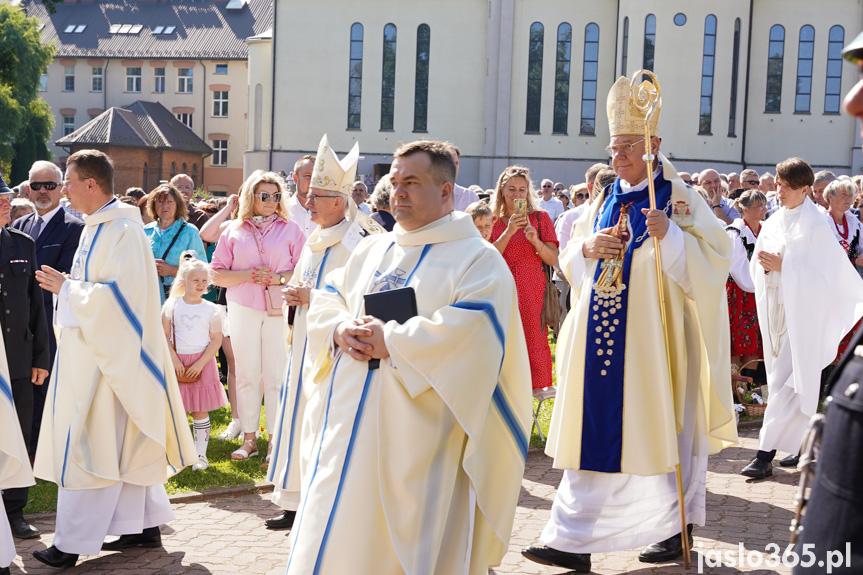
[490,166,559,391]
[725,190,766,374]
[824,179,863,360]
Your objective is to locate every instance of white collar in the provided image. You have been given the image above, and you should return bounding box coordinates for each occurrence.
[36,204,63,225]
[619,165,663,193]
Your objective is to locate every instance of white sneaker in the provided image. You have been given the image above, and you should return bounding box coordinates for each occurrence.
[218,419,242,441]
[192,455,209,471]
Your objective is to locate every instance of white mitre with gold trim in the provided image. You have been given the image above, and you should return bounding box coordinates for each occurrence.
[607,76,661,137]
[310,134,384,236]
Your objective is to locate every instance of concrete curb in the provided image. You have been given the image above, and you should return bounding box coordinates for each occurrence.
[25,482,276,522]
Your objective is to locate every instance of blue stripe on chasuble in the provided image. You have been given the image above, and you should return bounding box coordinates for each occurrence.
[580,173,672,473]
[0,374,12,405]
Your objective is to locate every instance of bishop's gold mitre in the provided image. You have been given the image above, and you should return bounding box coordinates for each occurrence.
[606,76,661,137]
[310,134,360,196]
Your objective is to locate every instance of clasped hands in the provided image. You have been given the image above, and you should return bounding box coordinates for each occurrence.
[334,316,390,362]
[282,283,310,306]
[581,209,670,259]
[250,265,278,286]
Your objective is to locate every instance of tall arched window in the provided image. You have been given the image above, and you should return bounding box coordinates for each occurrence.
[553,23,572,134]
[766,25,785,112]
[699,15,717,134]
[413,24,431,132]
[347,23,363,129]
[620,17,629,76]
[380,23,397,130]
[729,18,741,135]
[795,25,815,113]
[525,22,544,133]
[825,25,844,114]
[643,14,656,73]
[182,162,187,174]
[580,23,599,135]
[170,162,177,178]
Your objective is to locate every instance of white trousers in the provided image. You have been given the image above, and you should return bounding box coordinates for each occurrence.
[54,483,175,556]
[759,330,811,455]
[0,502,14,568]
[227,303,287,435]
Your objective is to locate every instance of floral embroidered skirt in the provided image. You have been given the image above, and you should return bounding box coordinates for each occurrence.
[727,278,763,358]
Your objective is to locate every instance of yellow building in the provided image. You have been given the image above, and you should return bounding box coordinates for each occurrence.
[23,0,272,196]
[248,0,861,187]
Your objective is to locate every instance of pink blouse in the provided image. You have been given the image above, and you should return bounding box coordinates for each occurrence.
[211,218,306,311]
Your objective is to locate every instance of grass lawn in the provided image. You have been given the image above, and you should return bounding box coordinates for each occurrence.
[24,407,270,515]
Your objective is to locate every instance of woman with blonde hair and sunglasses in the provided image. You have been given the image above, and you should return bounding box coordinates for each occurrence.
[490,166,559,393]
[211,171,305,462]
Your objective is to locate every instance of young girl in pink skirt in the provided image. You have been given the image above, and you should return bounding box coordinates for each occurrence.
[162,252,229,471]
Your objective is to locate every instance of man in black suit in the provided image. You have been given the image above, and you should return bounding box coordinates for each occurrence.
[0,176,50,540]
[12,161,83,456]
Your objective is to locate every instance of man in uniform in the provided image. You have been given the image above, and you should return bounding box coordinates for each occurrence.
[0,178,50,541]
[265,135,375,530]
[33,150,196,568]
[283,140,531,574]
[523,76,736,572]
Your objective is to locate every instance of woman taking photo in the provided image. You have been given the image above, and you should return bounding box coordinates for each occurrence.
[490,166,559,392]
[144,184,206,303]
[211,171,305,462]
[725,190,767,376]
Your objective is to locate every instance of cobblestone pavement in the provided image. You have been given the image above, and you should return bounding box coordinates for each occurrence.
[9,430,802,574]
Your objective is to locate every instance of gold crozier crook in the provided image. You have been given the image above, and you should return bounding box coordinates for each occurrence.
[629,70,691,569]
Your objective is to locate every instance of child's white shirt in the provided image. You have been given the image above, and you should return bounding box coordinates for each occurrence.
[165,298,222,354]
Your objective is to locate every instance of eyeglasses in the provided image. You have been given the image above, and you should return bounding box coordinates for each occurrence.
[62,177,90,186]
[575,193,588,199]
[554,187,563,191]
[30,181,59,191]
[254,192,282,203]
[744,180,760,186]
[307,193,340,203]
[504,167,529,177]
[605,139,645,157]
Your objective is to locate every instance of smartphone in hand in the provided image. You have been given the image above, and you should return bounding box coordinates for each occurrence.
[514,199,527,217]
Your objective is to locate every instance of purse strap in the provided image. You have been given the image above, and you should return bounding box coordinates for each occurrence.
[160,220,187,260]
[534,211,554,280]
[171,306,178,354]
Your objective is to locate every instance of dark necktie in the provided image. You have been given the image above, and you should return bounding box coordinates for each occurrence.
[31,216,43,240]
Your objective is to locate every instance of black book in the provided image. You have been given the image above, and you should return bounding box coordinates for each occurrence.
[363,287,418,370]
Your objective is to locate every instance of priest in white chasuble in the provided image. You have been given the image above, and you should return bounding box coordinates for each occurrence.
[283,140,532,575]
[0,330,35,575]
[523,77,736,573]
[265,134,381,530]
[740,157,863,480]
[33,150,196,569]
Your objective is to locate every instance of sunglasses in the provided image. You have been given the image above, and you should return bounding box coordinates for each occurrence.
[504,167,529,177]
[575,193,588,199]
[744,180,760,186]
[255,192,282,203]
[30,181,59,191]
[554,187,563,191]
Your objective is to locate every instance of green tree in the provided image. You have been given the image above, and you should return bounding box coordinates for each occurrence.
[0,3,55,180]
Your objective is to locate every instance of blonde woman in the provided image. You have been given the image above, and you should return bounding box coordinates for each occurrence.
[490,166,559,391]
[211,171,305,461]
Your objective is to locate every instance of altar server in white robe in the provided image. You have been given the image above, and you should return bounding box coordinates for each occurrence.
[740,157,863,480]
[0,330,35,575]
[264,134,379,530]
[284,140,532,575]
[33,150,196,569]
[523,77,736,573]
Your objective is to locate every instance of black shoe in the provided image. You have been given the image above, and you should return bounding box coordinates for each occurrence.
[0,565,8,575]
[101,526,162,550]
[9,517,40,539]
[265,510,296,530]
[33,546,79,568]
[521,545,591,572]
[741,457,773,479]
[779,454,800,467]
[639,524,693,563]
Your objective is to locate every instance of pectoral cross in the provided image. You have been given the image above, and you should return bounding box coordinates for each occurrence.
[598,258,623,286]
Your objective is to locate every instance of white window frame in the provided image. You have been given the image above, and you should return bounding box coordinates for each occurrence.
[62,115,75,136]
[126,67,142,93]
[154,67,165,93]
[176,113,193,128]
[63,65,75,92]
[91,66,103,92]
[212,140,228,166]
[178,68,193,93]
[213,91,228,117]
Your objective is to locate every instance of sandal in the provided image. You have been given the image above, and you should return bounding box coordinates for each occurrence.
[231,439,258,460]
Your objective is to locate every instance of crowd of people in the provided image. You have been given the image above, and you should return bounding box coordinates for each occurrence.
[1,38,863,575]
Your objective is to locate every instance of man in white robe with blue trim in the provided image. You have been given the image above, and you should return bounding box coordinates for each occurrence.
[284,140,532,575]
[265,134,381,530]
[523,77,737,572]
[33,150,196,569]
[0,329,35,575]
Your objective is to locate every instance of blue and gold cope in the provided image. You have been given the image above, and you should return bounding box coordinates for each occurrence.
[581,170,673,473]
